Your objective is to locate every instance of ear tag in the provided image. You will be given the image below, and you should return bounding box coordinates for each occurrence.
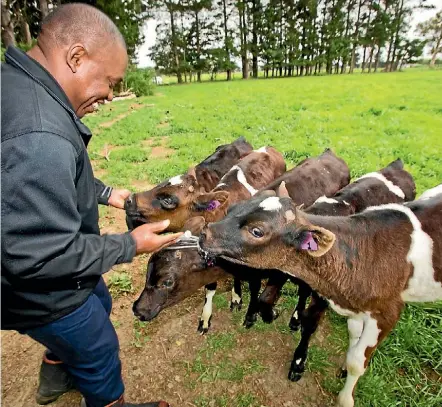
[300,232,318,251]
[206,200,221,211]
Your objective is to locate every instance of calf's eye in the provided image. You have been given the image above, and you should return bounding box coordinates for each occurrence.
[162,279,174,288]
[250,227,264,238]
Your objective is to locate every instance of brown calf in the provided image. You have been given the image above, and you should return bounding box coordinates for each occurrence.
[259,158,416,381]
[200,185,442,407]
[125,136,252,231]
[263,148,350,206]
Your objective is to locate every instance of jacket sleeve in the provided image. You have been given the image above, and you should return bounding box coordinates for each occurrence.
[94,177,113,205]
[1,132,136,283]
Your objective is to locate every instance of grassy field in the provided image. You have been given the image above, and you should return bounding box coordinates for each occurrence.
[83,69,442,407]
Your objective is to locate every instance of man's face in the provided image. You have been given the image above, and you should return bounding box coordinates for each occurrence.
[65,43,128,118]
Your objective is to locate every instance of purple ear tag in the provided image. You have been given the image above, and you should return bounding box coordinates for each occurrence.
[300,232,318,251]
[206,200,221,211]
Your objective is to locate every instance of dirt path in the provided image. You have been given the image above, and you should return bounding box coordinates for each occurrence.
[1,207,329,407]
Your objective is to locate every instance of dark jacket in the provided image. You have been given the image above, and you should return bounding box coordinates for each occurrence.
[1,47,136,330]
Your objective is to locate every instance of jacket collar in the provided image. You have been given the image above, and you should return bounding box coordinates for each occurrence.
[5,46,92,146]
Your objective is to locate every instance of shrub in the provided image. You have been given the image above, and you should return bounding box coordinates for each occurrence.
[123,67,155,97]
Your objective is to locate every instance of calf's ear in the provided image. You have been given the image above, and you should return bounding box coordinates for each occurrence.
[192,191,230,213]
[276,181,290,198]
[282,226,335,257]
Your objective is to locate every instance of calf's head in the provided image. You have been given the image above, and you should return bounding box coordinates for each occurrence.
[125,173,229,232]
[200,196,336,271]
[132,217,226,321]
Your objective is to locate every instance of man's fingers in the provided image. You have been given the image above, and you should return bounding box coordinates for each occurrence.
[143,220,171,233]
[156,232,184,247]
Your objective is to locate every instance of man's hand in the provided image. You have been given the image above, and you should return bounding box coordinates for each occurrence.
[130,220,183,255]
[108,188,131,209]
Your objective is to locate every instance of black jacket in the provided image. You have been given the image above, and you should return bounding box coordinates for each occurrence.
[1,47,136,330]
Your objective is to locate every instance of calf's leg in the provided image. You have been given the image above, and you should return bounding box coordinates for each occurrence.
[198,282,217,334]
[230,278,243,311]
[243,278,262,328]
[288,293,328,381]
[289,281,312,331]
[258,273,289,323]
[336,312,397,407]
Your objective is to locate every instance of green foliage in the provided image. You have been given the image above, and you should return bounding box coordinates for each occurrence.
[107,272,133,298]
[124,67,155,97]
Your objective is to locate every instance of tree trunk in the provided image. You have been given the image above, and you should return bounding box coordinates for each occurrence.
[1,1,15,48]
[374,45,381,72]
[222,0,232,81]
[390,0,405,72]
[251,0,259,78]
[368,46,374,73]
[39,0,49,19]
[195,11,202,83]
[430,36,441,66]
[238,2,249,79]
[350,0,364,73]
[169,7,182,84]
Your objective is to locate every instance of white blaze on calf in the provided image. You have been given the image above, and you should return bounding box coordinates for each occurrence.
[169,175,183,185]
[200,289,216,331]
[357,172,405,199]
[259,196,282,211]
[254,146,268,153]
[418,183,442,200]
[366,203,442,302]
[217,165,258,195]
[314,195,339,204]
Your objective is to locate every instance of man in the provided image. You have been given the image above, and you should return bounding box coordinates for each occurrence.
[1,4,181,407]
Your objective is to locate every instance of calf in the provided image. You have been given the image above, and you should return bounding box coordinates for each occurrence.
[132,147,286,331]
[258,158,416,380]
[125,136,252,230]
[199,186,442,407]
[263,148,350,206]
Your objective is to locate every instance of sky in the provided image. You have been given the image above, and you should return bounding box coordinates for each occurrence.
[136,3,442,68]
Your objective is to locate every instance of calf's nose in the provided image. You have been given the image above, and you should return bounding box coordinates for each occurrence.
[124,194,137,212]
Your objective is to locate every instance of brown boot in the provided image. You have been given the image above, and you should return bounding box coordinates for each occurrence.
[80,395,169,407]
[36,351,74,405]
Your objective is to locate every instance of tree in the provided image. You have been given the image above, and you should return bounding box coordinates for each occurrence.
[1,0,16,48]
[418,10,442,66]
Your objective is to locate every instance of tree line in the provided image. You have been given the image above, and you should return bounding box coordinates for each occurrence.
[2,1,441,83]
[149,0,441,82]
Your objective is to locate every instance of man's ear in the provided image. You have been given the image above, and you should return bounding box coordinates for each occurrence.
[67,44,87,73]
[192,191,230,213]
[282,226,335,257]
[182,216,206,235]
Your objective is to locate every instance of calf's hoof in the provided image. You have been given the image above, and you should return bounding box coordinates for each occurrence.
[197,319,211,335]
[230,300,242,312]
[287,368,304,382]
[289,317,301,332]
[337,367,348,379]
[243,314,258,329]
[260,307,279,324]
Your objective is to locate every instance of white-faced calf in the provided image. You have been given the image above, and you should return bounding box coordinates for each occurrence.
[200,188,442,407]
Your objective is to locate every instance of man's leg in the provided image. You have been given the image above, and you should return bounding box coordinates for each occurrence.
[26,289,124,407]
[35,277,112,404]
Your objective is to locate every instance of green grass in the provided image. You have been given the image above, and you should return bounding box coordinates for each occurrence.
[107,271,133,298]
[85,69,442,406]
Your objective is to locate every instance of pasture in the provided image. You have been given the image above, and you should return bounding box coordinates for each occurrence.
[2,69,442,407]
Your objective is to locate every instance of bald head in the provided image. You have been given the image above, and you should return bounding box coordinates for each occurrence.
[28,3,128,118]
[39,3,126,54]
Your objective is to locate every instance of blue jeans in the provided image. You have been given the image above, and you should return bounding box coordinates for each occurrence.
[24,278,124,407]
